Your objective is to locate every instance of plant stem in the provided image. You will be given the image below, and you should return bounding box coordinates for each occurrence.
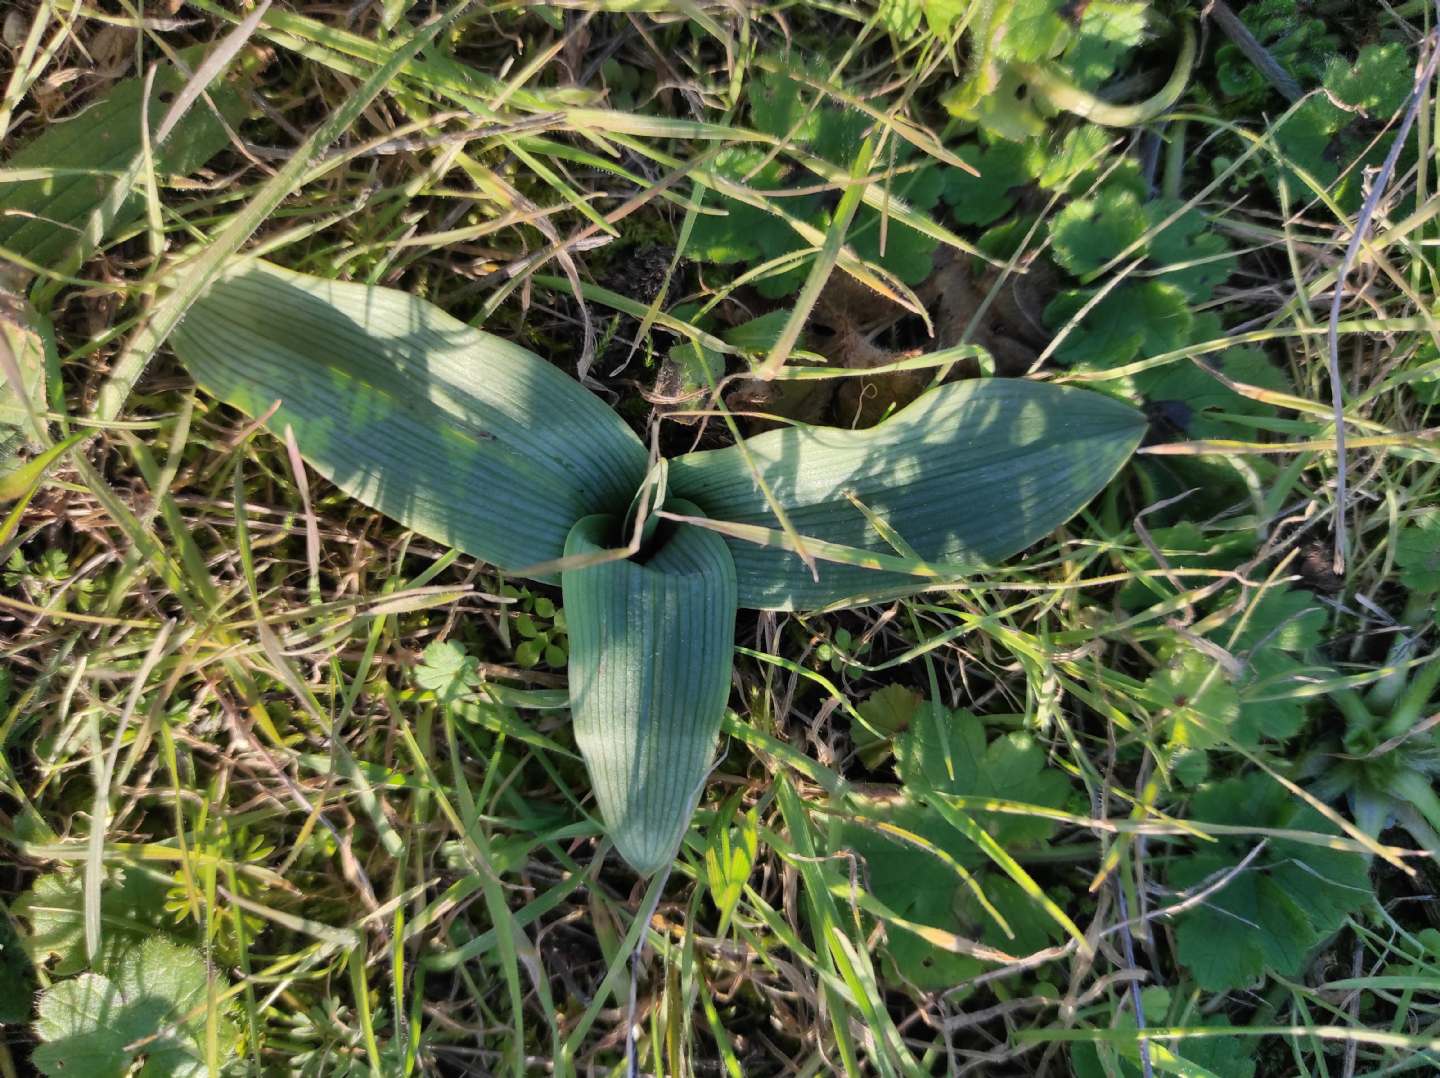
[1368,592,1435,713]
[1206,0,1303,103]
[1381,647,1440,739]
[1335,687,1379,735]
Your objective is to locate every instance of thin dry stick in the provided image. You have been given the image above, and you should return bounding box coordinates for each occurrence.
[1328,10,1440,575]
[1205,1,1302,103]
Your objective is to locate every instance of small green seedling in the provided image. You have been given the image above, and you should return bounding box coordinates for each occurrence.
[171,260,1145,875]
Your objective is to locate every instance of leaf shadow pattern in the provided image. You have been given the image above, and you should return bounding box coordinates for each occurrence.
[173,261,651,583]
[670,378,1147,609]
[171,260,1146,874]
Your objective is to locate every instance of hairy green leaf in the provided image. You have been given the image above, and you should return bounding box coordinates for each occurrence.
[669,378,1145,610]
[14,871,168,976]
[171,261,649,576]
[562,505,737,875]
[32,937,238,1078]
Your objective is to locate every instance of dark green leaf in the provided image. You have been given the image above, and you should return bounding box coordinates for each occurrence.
[1146,201,1237,302]
[896,708,1070,847]
[0,55,248,271]
[1048,282,1193,368]
[562,504,738,875]
[1170,773,1373,991]
[942,139,1034,226]
[172,261,648,577]
[1051,186,1149,277]
[670,378,1145,610]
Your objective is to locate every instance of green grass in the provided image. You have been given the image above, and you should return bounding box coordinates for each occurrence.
[4,1,1440,1075]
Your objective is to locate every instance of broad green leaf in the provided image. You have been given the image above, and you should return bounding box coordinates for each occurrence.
[1132,343,1291,441]
[171,261,648,576]
[1000,0,1072,64]
[669,378,1145,610]
[1170,773,1373,991]
[31,937,238,1078]
[1264,44,1416,212]
[1326,42,1411,115]
[1072,1016,1258,1078]
[1050,185,1149,277]
[562,503,737,875]
[14,871,168,976]
[1229,587,1327,654]
[0,53,249,272]
[1394,510,1440,594]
